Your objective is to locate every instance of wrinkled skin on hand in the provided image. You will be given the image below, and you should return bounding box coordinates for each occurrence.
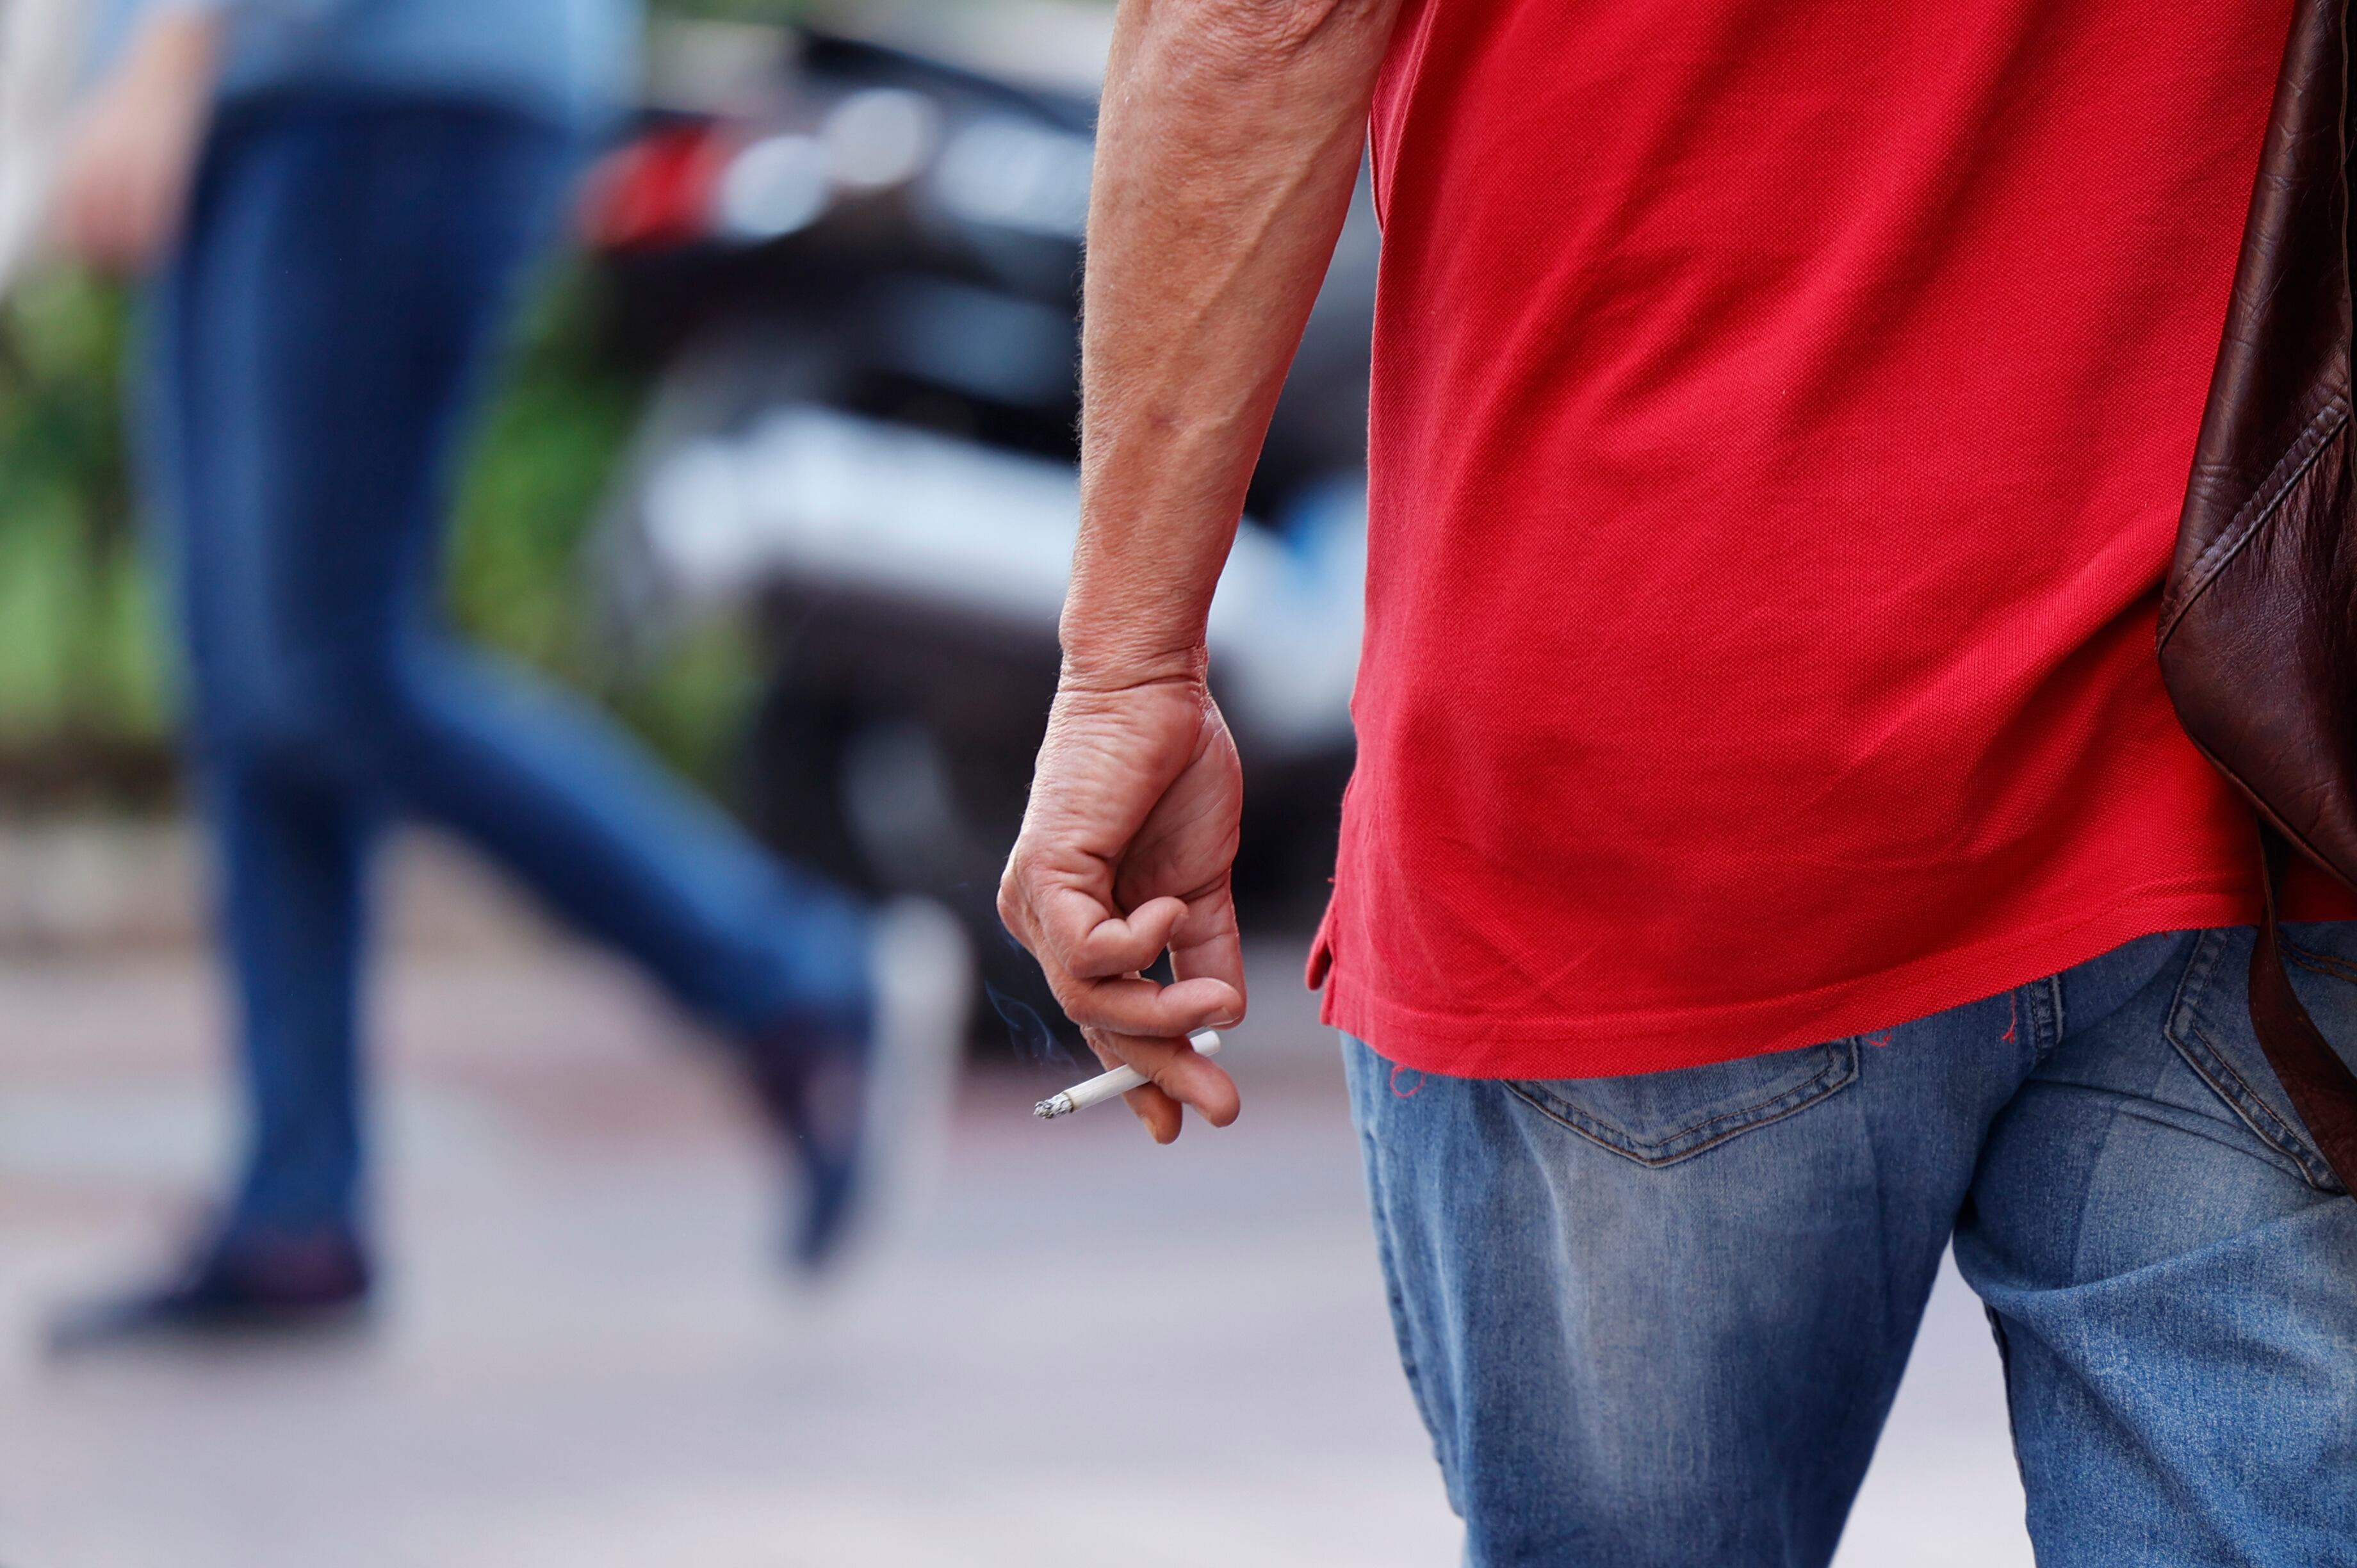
[999,674,1247,1143]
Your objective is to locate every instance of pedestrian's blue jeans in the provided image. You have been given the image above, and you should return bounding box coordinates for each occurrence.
[1346,924,2357,1567]
[142,94,872,1241]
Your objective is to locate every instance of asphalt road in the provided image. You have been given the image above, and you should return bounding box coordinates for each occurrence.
[0,922,2032,1566]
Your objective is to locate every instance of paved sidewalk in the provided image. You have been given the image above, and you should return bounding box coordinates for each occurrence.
[0,928,2030,1566]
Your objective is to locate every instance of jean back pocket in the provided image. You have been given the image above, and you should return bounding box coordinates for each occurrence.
[1508,1038,1860,1168]
[2165,922,2357,1194]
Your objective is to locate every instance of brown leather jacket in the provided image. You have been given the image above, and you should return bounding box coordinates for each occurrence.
[2157,0,2357,1188]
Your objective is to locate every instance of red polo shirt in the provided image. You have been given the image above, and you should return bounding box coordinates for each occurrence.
[1311,0,2344,1077]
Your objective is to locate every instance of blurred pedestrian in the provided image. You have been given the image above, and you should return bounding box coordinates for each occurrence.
[45,0,967,1349]
[0,0,92,291]
[999,0,2357,1562]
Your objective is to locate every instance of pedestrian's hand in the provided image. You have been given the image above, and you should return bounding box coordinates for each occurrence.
[1000,672,1246,1143]
[51,10,221,274]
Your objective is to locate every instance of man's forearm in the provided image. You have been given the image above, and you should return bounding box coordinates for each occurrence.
[1059,0,1401,687]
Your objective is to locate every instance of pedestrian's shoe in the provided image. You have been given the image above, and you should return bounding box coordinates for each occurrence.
[738,897,972,1277]
[45,1224,372,1355]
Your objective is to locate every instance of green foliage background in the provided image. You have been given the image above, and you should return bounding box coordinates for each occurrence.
[0,272,153,767]
[0,259,760,806]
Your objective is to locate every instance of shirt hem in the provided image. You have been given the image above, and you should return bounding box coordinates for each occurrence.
[1317,878,2283,1080]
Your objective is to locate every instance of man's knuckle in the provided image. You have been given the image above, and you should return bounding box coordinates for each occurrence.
[1050,979,1104,1024]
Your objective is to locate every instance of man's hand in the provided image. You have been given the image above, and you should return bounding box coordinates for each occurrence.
[53,9,222,273]
[1000,0,1402,1142]
[1000,671,1246,1143]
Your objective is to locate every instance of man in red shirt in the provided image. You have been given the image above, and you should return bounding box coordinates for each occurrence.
[1000,0,2357,1559]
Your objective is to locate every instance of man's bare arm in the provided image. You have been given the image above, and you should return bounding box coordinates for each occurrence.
[1000,0,1401,1143]
[1063,0,1400,683]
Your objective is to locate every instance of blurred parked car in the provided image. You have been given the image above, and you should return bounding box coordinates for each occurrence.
[580,20,1376,1052]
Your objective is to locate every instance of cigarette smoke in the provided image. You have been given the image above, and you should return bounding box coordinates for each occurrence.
[983,979,1073,1069]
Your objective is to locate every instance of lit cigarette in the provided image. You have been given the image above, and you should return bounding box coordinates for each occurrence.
[1034,1029,1223,1119]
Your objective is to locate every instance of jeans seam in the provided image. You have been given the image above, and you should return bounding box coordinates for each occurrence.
[1983,1307,2032,1496]
[1344,1042,1452,1483]
[1504,1040,1860,1168]
[1363,1134,1443,1452]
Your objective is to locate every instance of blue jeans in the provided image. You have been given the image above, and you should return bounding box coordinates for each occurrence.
[1346,924,2357,1566]
[142,95,872,1239]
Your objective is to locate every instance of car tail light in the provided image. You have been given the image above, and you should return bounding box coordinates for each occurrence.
[579,124,732,252]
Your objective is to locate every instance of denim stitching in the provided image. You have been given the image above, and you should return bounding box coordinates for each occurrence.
[2284,940,2357,986]
[2162,930,2340,1191]
[2175,1024,2338,1191]
[2020,978,2062,1063]
[1504,1041,1859,1169]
